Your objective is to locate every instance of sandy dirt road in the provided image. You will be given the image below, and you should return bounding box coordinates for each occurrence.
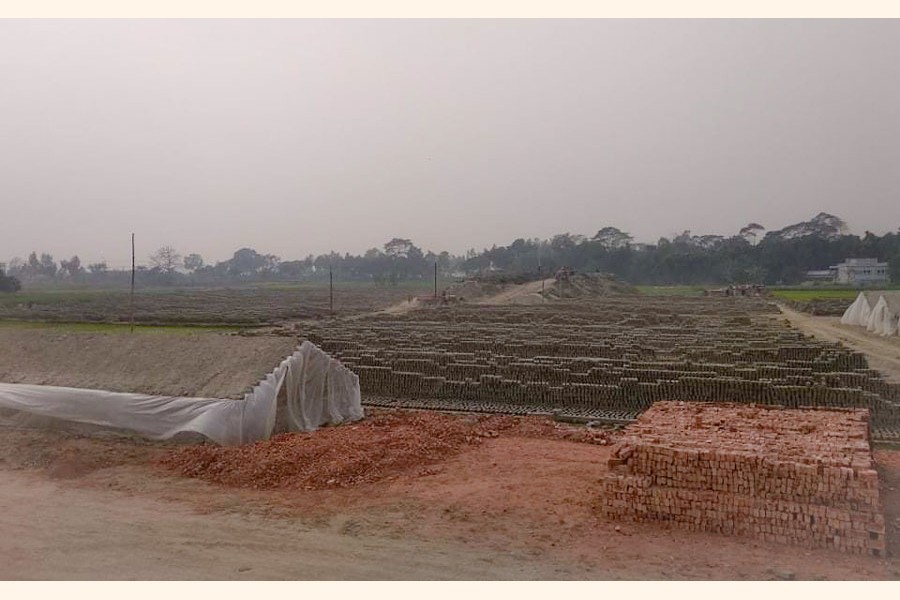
[778,306,900,382]
[0,470,560,580]
[475,279,555,305]
[378,278,556,314]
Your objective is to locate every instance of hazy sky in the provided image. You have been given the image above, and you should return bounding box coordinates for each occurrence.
[1,19,898,267]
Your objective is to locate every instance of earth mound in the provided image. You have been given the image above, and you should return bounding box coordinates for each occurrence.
[160,410,613,490]
[446,272,637,305]
[543,272,638,299]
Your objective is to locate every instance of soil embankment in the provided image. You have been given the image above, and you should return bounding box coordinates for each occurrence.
[0,327,298,398]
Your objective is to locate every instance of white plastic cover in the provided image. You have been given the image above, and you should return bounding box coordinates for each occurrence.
[0,340,362,445]
[841,291,900,335]
[865,295,899,336]
[841,292,872,326]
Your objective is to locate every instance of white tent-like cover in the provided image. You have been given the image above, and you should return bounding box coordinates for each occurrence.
[841,291,900,336]
[0,340,363,445]
[841,291,876,326]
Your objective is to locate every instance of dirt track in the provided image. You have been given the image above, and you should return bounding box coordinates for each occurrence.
[778,306,900,382]
[475,279,555,305]
[0,419,896,580]
[0,471,555,580]
[0,327,297,398]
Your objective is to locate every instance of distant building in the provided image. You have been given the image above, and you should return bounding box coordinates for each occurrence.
[805,269,835,282]
[831,258,889,285]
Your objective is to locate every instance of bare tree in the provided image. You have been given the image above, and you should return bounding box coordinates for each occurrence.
[149,246,182,273]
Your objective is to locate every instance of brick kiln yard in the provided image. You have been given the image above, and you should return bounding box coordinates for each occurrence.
[3,405,900,579]
[5,295,900,578]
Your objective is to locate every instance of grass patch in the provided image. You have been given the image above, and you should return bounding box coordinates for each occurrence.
[637,285,706,297]
[0,288,124,305]
[257,280,453,292]
[0,320,241,335]
[769,289,865,302]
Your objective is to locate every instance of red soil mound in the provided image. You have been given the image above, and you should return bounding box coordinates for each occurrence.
[160,410,613,490]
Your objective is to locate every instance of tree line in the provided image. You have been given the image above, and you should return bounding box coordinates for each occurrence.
[463,214,900,285]
[2,238,460,289]
[3,213,900,291]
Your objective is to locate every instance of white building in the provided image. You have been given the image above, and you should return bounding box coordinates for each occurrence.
[830,258,889,285]
[805,269,835,282]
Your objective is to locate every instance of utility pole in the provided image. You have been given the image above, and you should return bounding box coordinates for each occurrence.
[434,261,438,298]
[329,265,334,316]
[130,233,135,333]
[538,243,544,297]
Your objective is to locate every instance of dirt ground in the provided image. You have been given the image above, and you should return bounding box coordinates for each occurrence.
[0,327,297,398]
[474,278,555,305]
[1,413,899,580]
[378,279,557,314]
[778,305,900,382]
[5,303,900,579]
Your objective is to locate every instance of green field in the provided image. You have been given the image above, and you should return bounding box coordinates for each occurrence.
[636,285,706,297]
[0,320,239,334]
[768,288,863,302]
[0,281,438,326]
[637,285,897,302]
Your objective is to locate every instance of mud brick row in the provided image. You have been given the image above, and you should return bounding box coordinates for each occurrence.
[299,296,900,437]
[601,401,886,555]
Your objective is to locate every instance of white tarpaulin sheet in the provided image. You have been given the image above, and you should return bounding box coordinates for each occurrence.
[866,294,900,336]
[0,340,362,445]
[841,292,875,326]
[841,291,900,335]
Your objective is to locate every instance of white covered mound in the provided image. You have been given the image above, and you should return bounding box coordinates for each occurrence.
[0,340,362,446]
[842,291,900,336]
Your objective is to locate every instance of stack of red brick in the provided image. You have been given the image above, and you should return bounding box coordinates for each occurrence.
[601,401,886,555]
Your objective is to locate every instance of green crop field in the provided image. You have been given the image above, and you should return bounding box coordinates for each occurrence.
[768,289,863,302]
[636,285,706,297]
[0,320,238,335]
[0,281,433,326]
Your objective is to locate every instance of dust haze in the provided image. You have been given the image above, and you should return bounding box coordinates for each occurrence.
[1,19,898,265]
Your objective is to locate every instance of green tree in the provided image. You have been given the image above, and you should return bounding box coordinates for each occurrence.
[591,227,632,249]
[890,254,900,284]
[0,269,21,293]
[59,255,83,278]
[183,253,204,272]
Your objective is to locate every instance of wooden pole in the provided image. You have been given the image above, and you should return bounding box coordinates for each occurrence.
[130,233,135,333]
[434,261,438,298]
[538,244,544,297]
[329,265,334,316]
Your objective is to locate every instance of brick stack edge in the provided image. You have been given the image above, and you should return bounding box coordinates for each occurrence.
[601,401,886,556]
